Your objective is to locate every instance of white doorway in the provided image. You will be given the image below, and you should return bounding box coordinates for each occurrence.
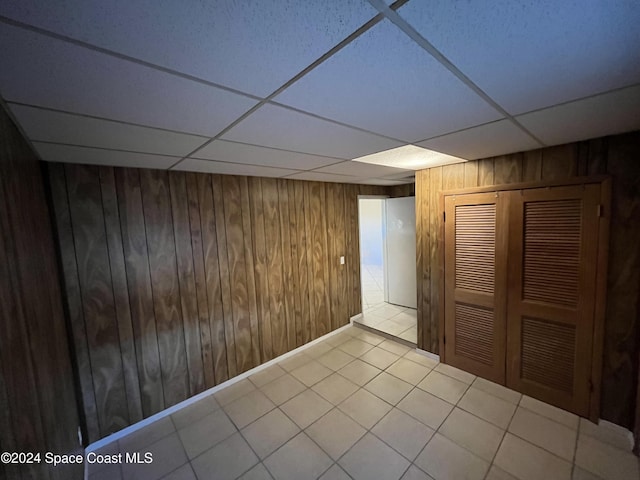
[356,196,418,344]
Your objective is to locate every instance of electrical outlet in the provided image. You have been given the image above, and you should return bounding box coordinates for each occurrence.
[340,256,345,265]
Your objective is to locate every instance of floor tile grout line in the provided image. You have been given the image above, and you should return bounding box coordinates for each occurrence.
[481,385,521,480]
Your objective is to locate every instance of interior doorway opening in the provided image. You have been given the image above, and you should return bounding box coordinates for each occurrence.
[355,196,417,344]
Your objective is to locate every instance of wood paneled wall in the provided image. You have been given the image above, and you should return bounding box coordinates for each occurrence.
[0,108,82,479]
[415,131,640,429]
[48,163,389,442]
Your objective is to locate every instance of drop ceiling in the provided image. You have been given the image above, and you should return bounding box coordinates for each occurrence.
[1,0,639,184]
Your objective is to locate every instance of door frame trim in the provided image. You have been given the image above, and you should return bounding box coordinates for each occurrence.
[438,175,611,422]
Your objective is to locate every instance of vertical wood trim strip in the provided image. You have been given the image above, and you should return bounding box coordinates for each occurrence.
[248,177,273,361]
[335,183,347,328]
[240,177,261,368]
[211,174,237,377]
[139,169,189,407]
[48,163,101,441]
[278,179,296,351]
[221,176,252,374]
[288,180,304,347]
[168,171,205,396]
[262,178,286,356]
[303,181,317,340]
[185,173,216,389]
[115,167,165,417]
[429,167,443,352]
[66,164,129,435]
[99,166,143,424]
[197,174,229,384]
[415,170,424,350]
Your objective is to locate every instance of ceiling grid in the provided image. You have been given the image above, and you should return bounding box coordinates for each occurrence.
[0,0,638,182]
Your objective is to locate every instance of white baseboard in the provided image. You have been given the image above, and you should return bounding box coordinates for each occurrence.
[350,313,363,323]
[85,322,354,453]
[415,348,440,362]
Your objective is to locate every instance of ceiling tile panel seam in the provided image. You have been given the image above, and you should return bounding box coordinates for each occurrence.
[6,99,365,171]
[192,138,348,162]
[30,140,316,173]
[30,140,185,159]
[267,100,408,143]
[0,3,409,171]
[412,81,640,144]
[6,100,356,166]
[511,82,640,118]
[413,118,506,144]
[192,153,349,174]
[0,15,264,104]
[5,101,212,139]
[170,0,412,170]
[366,0,546,148]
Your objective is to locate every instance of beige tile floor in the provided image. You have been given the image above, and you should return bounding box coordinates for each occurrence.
[88,325,639,480]
[357,264,417,344]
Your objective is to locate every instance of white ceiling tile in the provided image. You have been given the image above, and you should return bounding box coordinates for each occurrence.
[418,120,541,161]
[192,140,343,170]
[0,0,377,97]
[399,1,640,115]
[275,19,502,142]
[32,142,178,169]
[516,85,640,146]
[0,24,257,137]
[284,171,362,183]
[221,104,403,159]
[315,160,411,177]
[173,159,298,178]
[9,104,207,157]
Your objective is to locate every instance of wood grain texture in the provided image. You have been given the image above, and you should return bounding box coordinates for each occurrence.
[494,154,523,184]
[1,107,82,479]
[523,150,543,182]
[463,162,479,188]
[248,177,273,362]
[140,170,190,407]
[116,167,165,416]
[169,172,205,395]
[49,163,100,441]
[414,130,640,430]
[66,164,129,435]
[211,174,238,377]
[185,173,216,389]
[262,178,286,357]
[478,158,495,186]
[197,174,229,384]
[541,144,578,180]
[429,167,443,352]
[49,159,414,441]
[240,177,261,366]
[277,179,296,351]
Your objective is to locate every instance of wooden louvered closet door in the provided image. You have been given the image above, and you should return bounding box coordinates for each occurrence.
[505,184,601,416]
[444,192,509,383]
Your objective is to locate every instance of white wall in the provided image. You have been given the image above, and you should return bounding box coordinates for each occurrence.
[358,198,384,266]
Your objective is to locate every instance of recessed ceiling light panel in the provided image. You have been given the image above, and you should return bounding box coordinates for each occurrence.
[352,145,466,170]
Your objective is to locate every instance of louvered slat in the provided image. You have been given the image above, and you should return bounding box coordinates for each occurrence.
[521,317,575,393]
[455,204,495,294]
[455,303,494,366]
[523,199,581,307]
